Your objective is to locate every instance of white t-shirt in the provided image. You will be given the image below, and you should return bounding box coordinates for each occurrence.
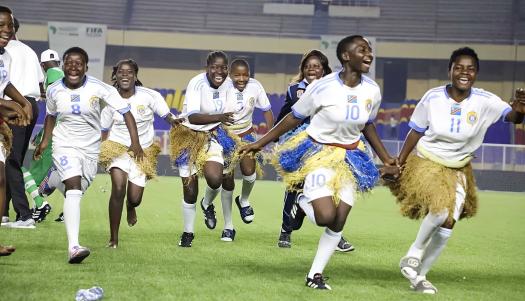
[225,78,271,134]
[291,72,381,145]
[410,85,512,162]
[0,50,11,96]
[5,40,44,98]
[182,72,232,131]
[101,86,170,148]
[46,76,131,159]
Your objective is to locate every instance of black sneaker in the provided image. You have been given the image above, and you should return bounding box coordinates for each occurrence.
[336,237,355,252]
[234,196,254,224]
[54,212,64,223]
[305,273,331,290]
[220,229,236,242]
[278,231,292,248]
[178,232,194,247]
[290,194,306,230]
[32,202,52,222]
[200,199,216,229]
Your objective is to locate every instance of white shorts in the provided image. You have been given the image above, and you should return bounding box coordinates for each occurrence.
[452,172,467,221]
[53,149,98,191]
[108,153,146,187]
[178,138,224,177]
[303,167,355,206]
[0,142,6,164]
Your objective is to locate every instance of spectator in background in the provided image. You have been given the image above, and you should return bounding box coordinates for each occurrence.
[40,49,64,91]
[2,16,42,228]
[389,115,398,139]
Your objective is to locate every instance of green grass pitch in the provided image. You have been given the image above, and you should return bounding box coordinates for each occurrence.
[1,175,524,300]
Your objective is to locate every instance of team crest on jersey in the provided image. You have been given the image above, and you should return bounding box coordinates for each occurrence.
[467,111,478,125]
[296,89,304,98]
[213,91,219,99]
[365,99,372,112]
[347,95,358,103]
[249,97,255,107]
[71,94,80,102]
[450,104,462,115]
[136,105,146,116]
[89,96,100,109]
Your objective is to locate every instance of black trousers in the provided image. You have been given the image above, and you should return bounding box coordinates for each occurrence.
[280,182,304,233]
[4,96,39,221]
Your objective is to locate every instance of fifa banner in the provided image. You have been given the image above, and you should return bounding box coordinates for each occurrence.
[320,35,376,80]
[48,22,107,79]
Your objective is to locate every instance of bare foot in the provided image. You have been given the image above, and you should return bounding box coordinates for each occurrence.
[106,241,118,248]
[127,203,137,227]
[0,244,16,256]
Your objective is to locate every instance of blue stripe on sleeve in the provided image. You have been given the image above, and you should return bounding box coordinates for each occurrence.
[291,107,307,120]
[408,121,427,133]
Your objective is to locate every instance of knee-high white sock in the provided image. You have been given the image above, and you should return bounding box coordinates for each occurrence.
[64,190,82,250]
[299,195,316,224]
[308,228,342,278]
[182,200,196,233]
[202,186,221,209]
[221,189,234,230]
[406,211,448,259]
[240,173,256,207]
[419,227,452,276]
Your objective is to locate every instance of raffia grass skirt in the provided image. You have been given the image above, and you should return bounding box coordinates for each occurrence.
[388,154,477,222]
[0,122,13,155]
[99,140,161,180]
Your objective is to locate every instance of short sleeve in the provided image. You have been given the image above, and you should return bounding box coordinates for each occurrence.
[151,90,171,118]
[45,86,58,116]
[482,94,512,124]
[99,83,130,114]
[184,78,202,116]
[409,93,431,133]
[367,88,382,124]
[291,81,319,119]
[255,82,271,111]
[100,106,114,131]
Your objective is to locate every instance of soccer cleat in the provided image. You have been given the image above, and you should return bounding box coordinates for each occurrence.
[200,199,217,229]
[336,237,355,252]
[305,273,332,290]
[290,194,306,230]
[277,232,292,248]
[68,246,91,264]
[234,196,254,224]
[32,202,52,222]
[220,229,236,242]
[178,232,194,247]
[1,216,8,225]
[55,212,64,223]
[5,218,36,229]
[412,279,438,294]
[399,256,421,281]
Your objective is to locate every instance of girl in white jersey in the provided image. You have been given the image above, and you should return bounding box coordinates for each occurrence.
[34,47,143,264]
[386,47,525,294]
[170,51,241,247]
[99,59,182,248]
[0,5,33,257]
[241,35,397,290]
[216,59,274,241]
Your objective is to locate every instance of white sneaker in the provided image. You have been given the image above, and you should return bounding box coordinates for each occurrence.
[1,216,9,225]
[5,218,36,229]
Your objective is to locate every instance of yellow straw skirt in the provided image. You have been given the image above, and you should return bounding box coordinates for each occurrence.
[99,140,161,180]
[388,154,478,222]
[0,122,13,155]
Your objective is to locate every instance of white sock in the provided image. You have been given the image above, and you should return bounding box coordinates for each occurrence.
[308,228,342,278]
[420,227,452,276]
[63,189,82,251]
[299,195,316,224]
[406,211,448,259]
[202,186,221,209]
[240,173,256,207]
[221,189,234,230]
[182,200,196,233]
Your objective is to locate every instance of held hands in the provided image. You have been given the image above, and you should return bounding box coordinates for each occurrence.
[128,142,144,161]
[22,103,33,125]
[167,113,185,127]
[238,141,263,158]
[218,112,234,126]
[0,100,29,126]
[379,157,401,182]
[510,88,525,114]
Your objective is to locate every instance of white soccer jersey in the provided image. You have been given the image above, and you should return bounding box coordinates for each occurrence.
[291,72,381,145]
[101,86,170,148]
[182,72,232,131]
[46,76,131,159]
[410,85,512,162]
[0,50,11,96]
[225,78,271,135]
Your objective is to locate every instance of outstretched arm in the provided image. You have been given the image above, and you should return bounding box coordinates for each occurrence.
[398,129,424,165]
[505,88,525,124]
[263,110,274,129]
[188,112,234,126]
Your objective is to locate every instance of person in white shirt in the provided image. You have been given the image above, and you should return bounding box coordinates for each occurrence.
[241,35,396,290]
[2,16,44,228]
[33,47,143,264]
[212,58,274,241]
[99,59,181,248]
[386,47,525,294]
[170,51,241,248]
